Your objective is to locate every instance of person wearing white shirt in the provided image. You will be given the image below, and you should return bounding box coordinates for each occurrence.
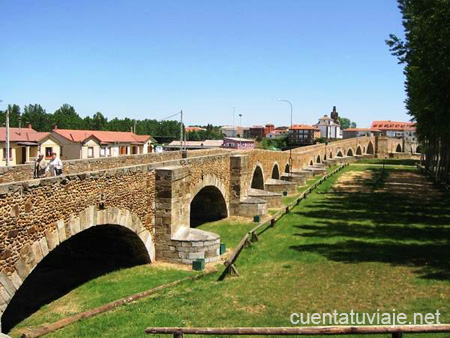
[46,152,63,176]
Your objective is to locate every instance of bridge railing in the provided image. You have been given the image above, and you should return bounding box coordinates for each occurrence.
[145,325,450,338]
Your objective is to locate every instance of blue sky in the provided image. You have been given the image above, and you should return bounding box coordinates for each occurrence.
[0,0,407,127]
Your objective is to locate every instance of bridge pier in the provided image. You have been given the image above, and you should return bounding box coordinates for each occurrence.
[154,166,221,264]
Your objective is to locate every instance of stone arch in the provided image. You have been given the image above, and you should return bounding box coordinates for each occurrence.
[337,150,343,157]
[367,141,374,155]
[190,174,229,205]
[309,160,314,166]
[324,153,327,160]
[251,164,265,190]
[356,145,362,155]
[396,144,402,152]
[329,152,333,159]
[347,148,354,156]
[316,155,321,163]
[363,146,366,154]
[416,145,422,154]
[0,207,155,332]
[271,163,280,179]
[190,185,228,227]
[284,163,290,173]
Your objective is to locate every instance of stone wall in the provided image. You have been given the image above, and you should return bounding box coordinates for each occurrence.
[0,166,156,277]
[0,148,232,184]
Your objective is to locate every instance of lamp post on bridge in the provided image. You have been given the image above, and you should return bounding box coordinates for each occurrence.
[278,99,293,176]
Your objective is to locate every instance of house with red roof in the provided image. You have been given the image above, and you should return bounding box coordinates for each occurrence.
[370,120,416,137]
[342,127,382,139]
[51,127,156,160]
[1,124,62,166]
[289,124,321,145]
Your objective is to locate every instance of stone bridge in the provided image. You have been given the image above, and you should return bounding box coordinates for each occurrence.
[0,136,403,331]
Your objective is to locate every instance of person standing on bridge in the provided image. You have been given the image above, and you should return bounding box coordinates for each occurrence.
[45,152,63,176]
[33,153,47,178]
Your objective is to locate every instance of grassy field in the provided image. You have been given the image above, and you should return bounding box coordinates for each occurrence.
[8,162,450,338]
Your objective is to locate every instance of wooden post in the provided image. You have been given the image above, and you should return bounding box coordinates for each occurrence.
[251,231,259,242]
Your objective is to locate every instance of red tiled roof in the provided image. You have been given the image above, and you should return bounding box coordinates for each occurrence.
[0,127,51,143]
[343,128,371,132]
[185,126,206,132]
[290,124,320,131]
[53,129,152,144]
[370,120,415,130]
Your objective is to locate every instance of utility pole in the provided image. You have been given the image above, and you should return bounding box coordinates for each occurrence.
[278,99,293,177]
[6,108,10,166]
[180,110,184,151]
[239,113,242,148]
[232,107,236,128]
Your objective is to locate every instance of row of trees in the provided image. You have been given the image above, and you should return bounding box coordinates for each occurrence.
[387,0,450,183]
[0,104,182,139]
[0,104,226,141]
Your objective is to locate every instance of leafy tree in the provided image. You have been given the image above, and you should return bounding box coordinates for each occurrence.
[22,104,51,131]
[338,117,357,130]
[0,104,21,127]
[386,0,450,182]
[92,112,108,130]
[51,104,84,129]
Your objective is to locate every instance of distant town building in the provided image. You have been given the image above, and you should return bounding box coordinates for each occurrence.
[221,126,248,138]
[288,124,320,146]
[0,125,61,166]
[342,128,380,139]
[370,121,415,137]
[52,128,155,160]
[164,140,223,151]
[264,124,275,136]
[248,126,265,139]
[222,137,255,150]
[266,129,289,139]
[185,126,206,133]
[314,110,342,139]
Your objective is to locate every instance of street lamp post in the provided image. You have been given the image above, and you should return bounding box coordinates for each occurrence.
[238,114,242,149]
[278,99,293,176]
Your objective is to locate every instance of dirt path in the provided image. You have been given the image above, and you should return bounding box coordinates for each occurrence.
[381,170,443,200]
[332,168,443,201]
[333,170,373,193]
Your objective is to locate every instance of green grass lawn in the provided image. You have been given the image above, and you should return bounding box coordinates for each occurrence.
[8,162,450,338]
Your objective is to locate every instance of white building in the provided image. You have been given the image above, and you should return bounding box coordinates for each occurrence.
[313,115,342,139]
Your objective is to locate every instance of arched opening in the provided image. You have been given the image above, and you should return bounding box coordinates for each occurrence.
[251,166,264,190]
[416,145,422,154]
[284,163,290,173]
[356,146,362,155]
[363,146,366,154]
[329,152,333,159]
[337,151,343,157]
[324,154,327,160]
[347,149,354,156]
[2,225,150,333]
[190,186,227,227]
[309,160,314,166]
[316,155,321,163]
[367,142,374,154]
[396,144,402,152]
[271,164,280,179]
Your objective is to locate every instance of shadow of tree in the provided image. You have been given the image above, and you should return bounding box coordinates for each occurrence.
[289,168,450,281]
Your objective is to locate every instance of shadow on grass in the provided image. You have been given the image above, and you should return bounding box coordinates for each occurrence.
[289,168,450,281]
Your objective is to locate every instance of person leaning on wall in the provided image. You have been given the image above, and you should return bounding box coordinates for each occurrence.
[33,153,47,178]
[45,152,63,176]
